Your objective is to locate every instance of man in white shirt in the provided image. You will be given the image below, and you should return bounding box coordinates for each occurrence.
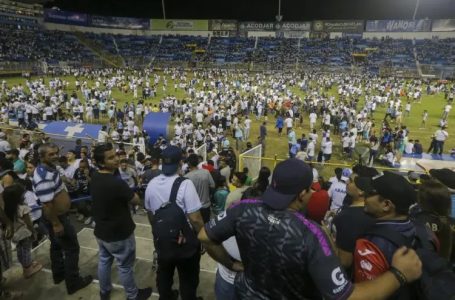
[306,138,315,161]
[443,104,452,120]
[144,146,204,299]
[322,137,333,161]
[327,168,351,210]
[348,132,356,159]
[284,116,293,135]
[174,122,183,137]
[97,126,109,143]
[243,116,252,140]
[196,111,204,126]
[404,139,414,155]
[434,126,449,155]
[405,102,411,117]
[309,112,317,130]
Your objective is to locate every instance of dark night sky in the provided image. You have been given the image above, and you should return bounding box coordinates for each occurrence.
[44,0,455,21]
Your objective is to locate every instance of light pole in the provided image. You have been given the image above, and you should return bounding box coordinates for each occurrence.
[162,0,166,19]
[412,0,420,20]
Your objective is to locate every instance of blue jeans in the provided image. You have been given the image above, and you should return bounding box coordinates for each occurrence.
[97,234,138,299]
[215,270,237,300]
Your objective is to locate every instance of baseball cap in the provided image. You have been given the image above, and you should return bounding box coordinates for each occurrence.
[341,168,352,182]
[429,168,455,189]
[356,171,416,214]
[262,158,313,210]
[161,146,182,175]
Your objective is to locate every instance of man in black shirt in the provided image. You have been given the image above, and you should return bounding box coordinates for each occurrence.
[199,158,423,300]
[331,167,378,270]
[91,143,152,300]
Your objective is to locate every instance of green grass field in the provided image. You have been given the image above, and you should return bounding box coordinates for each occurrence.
[2,74,454,178]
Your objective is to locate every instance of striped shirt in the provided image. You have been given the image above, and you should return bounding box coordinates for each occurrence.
[32,164,66,203]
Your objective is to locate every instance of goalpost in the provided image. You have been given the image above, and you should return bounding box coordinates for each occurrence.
[239,144,262,181]
[196,143,207,162]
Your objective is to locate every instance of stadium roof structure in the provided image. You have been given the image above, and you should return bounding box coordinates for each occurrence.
[42,0,455,21]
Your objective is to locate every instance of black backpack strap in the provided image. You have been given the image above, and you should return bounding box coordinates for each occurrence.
[169,176,187,204]
[366,226,413,248]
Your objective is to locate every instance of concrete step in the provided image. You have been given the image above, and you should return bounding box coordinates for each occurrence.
[3,224,216,299]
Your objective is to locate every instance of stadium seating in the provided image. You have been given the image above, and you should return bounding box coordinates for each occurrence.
[156,35,208,62]
[415,38,455,66]
[0,28,96,63]
[0,17,454,74]
[206,37,255,63]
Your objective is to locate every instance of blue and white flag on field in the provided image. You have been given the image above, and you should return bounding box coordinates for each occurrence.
[42,122,102,139]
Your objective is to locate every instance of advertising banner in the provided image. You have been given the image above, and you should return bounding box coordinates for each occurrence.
[209,20,237,31]
[90,15,149,29]
[151,19,208,31]
[366,19,432,32]
[276,22,311,31]
[312,20,364,32]
[432,19,455,31]
[44,9,89,26]
[239,22,275,31]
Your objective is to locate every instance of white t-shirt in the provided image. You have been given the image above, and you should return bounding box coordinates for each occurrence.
[435,129,448,142]
[284,117,293,128]
[307,141,315,157]
[98,131,109,143]
[328,181,347,210]
[144,174,202,215]
[218,235,241,284]
[244,119,252,129]
[323,141,333,154]
[196,112,204,123]
[405,142,414,154]
[309,113,317,123]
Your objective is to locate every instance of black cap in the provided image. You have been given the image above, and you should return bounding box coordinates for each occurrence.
[356,171,416,214]
[262,158,313,210]
[161,146,182,175]
[429,168,455,189]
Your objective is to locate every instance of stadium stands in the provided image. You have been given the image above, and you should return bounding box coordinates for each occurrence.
[0,28,97,64]
[1,22,454,75]
[0,0,453,77]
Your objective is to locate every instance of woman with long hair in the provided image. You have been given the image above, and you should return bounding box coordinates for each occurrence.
[241,167,271,200]
[413,179,454,261]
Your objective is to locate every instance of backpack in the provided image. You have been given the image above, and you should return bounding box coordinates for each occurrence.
[365,223,455,300]
[151,177,200,261]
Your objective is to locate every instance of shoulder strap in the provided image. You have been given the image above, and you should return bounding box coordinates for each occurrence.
[169,176,187,204]
[366,226,412,248]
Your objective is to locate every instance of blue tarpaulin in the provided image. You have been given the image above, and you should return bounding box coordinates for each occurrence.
[42,121,101,153]
[142,112,171,144]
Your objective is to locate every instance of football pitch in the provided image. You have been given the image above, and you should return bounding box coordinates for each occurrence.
[2,73,454,178]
